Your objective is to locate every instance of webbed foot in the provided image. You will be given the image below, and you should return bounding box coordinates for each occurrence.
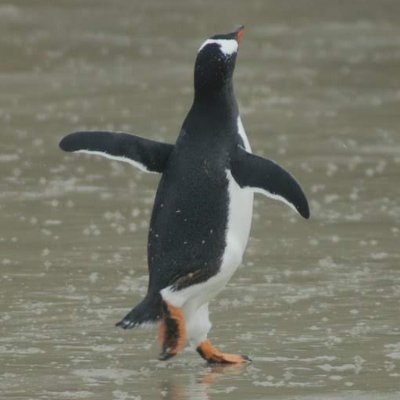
[197,339,251,364]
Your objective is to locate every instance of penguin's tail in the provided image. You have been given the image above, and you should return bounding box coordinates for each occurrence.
[116,293,163,329]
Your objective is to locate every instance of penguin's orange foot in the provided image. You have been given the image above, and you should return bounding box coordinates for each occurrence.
[158,302,187,360]
[197,339,251,364]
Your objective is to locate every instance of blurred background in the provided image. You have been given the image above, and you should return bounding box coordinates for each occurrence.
[1,0,399,399]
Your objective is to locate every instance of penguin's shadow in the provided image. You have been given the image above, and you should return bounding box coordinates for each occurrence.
[158,363,246,400]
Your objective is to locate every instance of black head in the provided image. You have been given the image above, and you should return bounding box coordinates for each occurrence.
[194,26,245,97]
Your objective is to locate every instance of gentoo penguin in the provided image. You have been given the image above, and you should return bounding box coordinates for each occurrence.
[59,26,310,363]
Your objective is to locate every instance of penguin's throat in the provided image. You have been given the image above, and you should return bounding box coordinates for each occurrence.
[194,79,235,103]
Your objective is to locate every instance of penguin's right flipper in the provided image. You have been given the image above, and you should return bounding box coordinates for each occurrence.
[231,146,310,219]
[59,131,174,173]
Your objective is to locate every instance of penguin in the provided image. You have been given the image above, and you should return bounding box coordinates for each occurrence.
[59,26,310,363]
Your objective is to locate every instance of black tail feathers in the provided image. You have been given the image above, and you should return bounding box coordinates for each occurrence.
[116,293,162,329]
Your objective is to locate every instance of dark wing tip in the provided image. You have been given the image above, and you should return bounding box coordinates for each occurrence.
[296,189,310,219]
[300,202,310,219]
[59,133,76,152]
[59,131,95,152]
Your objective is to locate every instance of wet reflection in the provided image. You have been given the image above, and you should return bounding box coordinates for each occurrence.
[159,363,247,400]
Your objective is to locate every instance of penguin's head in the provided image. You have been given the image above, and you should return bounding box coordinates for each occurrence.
[194,26,245,95]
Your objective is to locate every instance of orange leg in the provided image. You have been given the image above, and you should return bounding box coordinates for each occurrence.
[197,339,251,364]
[158,301,187,360]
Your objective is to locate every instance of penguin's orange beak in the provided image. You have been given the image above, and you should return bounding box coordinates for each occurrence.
[235,25,245,44]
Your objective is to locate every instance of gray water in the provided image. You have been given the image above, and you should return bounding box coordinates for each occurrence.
[1,1,400,399]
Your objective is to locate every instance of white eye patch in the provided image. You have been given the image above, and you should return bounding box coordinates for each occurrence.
[198,39,238,56]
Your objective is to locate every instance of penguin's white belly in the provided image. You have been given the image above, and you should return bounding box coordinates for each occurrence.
[219,115,254,281]
[220,170,253,280]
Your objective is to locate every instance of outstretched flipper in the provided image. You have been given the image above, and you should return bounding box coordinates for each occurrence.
[231,146,310,219]
[59,131,174,173]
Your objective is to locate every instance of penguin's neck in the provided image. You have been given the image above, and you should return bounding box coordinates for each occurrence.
[192,81,237,117]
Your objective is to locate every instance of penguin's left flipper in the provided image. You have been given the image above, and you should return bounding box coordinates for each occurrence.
[59,131,174,173]
[231,146,310,219]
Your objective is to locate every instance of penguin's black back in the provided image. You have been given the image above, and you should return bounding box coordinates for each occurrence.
[147,95,241,294]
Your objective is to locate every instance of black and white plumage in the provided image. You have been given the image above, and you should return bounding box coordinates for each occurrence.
[60,26,310,362]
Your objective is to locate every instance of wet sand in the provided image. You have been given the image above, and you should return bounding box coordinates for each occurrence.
[1,1,400,398]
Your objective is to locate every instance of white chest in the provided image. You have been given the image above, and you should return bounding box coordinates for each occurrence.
[220,116,253,277]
